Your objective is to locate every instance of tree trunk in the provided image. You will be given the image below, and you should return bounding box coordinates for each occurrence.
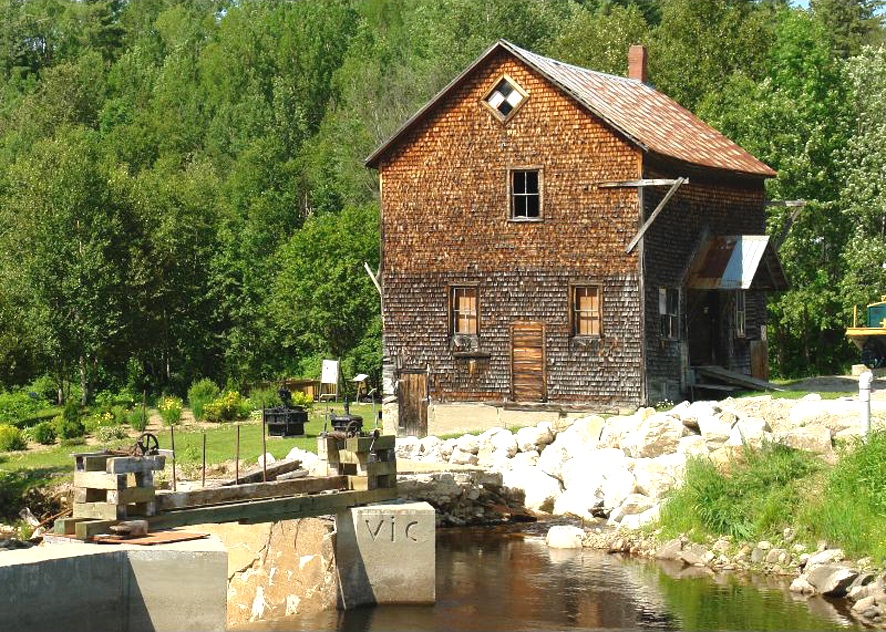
[80,355,88,406]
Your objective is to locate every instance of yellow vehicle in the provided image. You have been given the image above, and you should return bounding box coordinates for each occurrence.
[847,297,886,368]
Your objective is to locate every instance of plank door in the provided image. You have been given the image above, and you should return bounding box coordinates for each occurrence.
[511,322,546,402]
[398,370,428,437]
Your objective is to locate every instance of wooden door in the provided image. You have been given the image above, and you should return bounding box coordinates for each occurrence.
[511,322,546,402]
[398,370,428,437]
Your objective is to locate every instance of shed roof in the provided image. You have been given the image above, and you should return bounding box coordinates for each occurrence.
[366,40,776,178]
[686,235,788,291]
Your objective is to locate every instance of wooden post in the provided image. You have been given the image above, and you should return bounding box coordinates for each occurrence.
[262,414,267,483]
[201,432,206,488]
[141,389,147,433]
[170,425,177,492]
[235,424,240,486]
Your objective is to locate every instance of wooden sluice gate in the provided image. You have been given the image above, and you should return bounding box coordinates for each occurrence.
[55,432,397,540]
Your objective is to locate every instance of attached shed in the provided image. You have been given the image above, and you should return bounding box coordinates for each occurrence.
[366,40,787,435]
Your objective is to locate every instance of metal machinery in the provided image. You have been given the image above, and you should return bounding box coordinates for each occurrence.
[847,297,886,368]
[263,388,308,437]
[328,399,363,436]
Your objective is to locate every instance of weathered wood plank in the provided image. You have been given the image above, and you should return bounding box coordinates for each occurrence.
[148,487,398,529]
[74,471,128,490]
[75,519,118,539]
[220,458,304,486]
[53,517,93,535]
[106,456,165,474]
[344,435,395,452]
[73,502,127,520]
[155,476,349,511]
[108,487,156,505]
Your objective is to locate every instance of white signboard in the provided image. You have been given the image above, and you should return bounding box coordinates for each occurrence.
[321,359,339,385]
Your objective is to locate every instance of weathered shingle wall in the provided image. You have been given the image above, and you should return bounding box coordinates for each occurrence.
[641,167,768,402]
[378,50,644,407]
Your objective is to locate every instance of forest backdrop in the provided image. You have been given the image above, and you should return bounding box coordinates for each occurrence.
[0,0,884,403]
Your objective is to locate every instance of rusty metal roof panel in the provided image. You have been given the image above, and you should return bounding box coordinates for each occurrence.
[687,235,786,290]
[509,43,776,178]
[367,40,776,178]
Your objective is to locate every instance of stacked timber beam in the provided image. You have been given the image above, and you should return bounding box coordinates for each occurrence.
[56,452,165,539]
[317,434,397,491]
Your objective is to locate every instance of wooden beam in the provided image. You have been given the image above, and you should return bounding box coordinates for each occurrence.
[364,261,382,296]
[596,178,687,189]
[220,458,304,486]
[625,177,687,254]
[155,475,348,511]
[147,487,397,529]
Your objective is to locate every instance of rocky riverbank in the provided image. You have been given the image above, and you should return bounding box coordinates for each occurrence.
[394,391,886,628]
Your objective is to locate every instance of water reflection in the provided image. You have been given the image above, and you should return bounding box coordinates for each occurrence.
[246,525,862,631]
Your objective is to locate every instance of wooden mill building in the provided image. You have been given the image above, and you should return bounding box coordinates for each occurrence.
[366,40,787,434]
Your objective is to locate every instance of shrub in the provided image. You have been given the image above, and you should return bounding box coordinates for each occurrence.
[188,378,220,421]
[158,396,183,426]
[84,411,117,434]
[203,391,248,423]
[28,421,56,445]
[247,388,281,410]
[290,391,314,411]
[52,414,85,440]
[95,425,127,443]
[0,425,27,451]
[27,375,58,403]
[0,390,47,424]
[127,407,147,431]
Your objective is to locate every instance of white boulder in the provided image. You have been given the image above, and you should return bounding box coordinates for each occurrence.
[501,465,562,513]
[553,487,601,521]
[608,493,656,525]
[601,467,637,509]
[545,525,585,549]
[775,425,834,457]
[598,415,636,450]
[622,412,685,458]
[515,425,553,453]
[455,434,479,455]
[536,439,571,480]
[727,417,771,448]
[285,447,321,475]
[396,436,422,460]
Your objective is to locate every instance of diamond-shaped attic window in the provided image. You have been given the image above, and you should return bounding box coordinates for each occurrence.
[484,75,527,122]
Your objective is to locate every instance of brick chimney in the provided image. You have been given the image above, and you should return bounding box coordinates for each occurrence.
[628,44,647,83]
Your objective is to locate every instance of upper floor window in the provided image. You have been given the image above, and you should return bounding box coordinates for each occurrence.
[572,285,602,337]
[483,75,528,122]
[451,286,478,335]
[734,290,746,338]
[511,169,541,219]
[659,288,679,340]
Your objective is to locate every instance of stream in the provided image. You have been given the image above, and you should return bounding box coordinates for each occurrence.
[248,522,863,631]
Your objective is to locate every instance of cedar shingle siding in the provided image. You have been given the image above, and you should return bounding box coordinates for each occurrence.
[369,41,780,418]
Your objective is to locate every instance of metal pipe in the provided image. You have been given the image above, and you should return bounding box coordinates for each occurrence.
[170,425,177,492]
[860,370,873,441]
[202,432,206,488]
[235,424,240,485]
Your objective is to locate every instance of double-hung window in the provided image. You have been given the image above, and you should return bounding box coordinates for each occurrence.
[511,169,541,220]
[572,285,602,337]
[451,286,478,336]
[734,290,746,338]
[659,288,679,340]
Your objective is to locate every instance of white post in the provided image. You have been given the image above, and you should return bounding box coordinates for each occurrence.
[859,370,873,441]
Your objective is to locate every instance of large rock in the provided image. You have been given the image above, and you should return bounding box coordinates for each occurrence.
[622,412,685,458]
[510,450,540,469]
[455,434,479,455]
[396,436,422,460]
[655,538,684,561]
[485,429,518,457]
[597,415,636,450]
[805,548,844,570]
[697,416,732,449]
[727,417,771,448]
[557,415,605,455]
[601,467,636,509]
[285,447,321,475]
[674,401,719,431]
[677,435,709,457]
[545,525,585,549]
[536,439,571,480]
[807,565,859,597]
[607,493,655,525]
[775,425,834,457]
[632,458,677,499]
[552,488,601,521]
[448,448,479,466]
[501,465,562,513]
[560,448,627,490]
[515,425,553,453]
[620,504,660,530]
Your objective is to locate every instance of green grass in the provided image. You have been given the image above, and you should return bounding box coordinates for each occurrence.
[730,389,854,400]
[659,434,886,564]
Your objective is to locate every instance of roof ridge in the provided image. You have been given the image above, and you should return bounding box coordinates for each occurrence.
[500,39,643,86]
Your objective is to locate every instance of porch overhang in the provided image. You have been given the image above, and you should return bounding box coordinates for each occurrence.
[686,235,788,291]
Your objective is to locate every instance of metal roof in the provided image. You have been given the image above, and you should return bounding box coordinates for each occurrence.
[686,235,788,291]
[366,40,776,178]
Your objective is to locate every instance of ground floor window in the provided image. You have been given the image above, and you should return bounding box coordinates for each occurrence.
[571,284,602,336]
[451,286,478,335]
[659,287,679,339]
[734,290,746,338]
